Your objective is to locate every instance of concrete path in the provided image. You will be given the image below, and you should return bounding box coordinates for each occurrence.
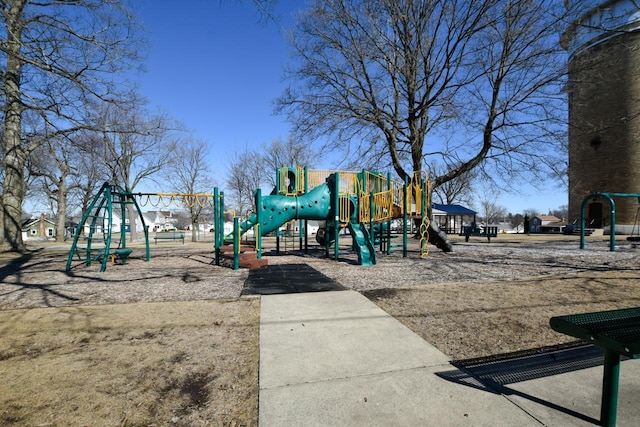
[258,290,640,426]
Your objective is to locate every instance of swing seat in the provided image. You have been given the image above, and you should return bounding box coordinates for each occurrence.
[626,236,640,242]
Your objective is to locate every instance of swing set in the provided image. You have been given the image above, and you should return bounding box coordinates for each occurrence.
[579,192,640,251]
[65,182,222,272]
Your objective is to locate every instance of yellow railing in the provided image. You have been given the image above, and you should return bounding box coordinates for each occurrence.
[373,189,395,222]
[406,171,430,216]
[306,169,361,194]
[339,195,353,224]
[359,192,370,223]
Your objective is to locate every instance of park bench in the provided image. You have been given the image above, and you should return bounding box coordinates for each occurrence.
[153,231,185,244]
[550,307,640,427]
[459,224,498,242]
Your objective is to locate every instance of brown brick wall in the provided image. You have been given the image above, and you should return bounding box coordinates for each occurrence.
[567,30,640,227]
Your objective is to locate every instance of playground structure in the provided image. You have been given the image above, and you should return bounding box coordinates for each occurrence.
[66,182,151,273]
[214,167,452,268]
[66,167,453,272]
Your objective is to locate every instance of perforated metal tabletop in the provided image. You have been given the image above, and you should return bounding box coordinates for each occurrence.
[550,307,640,358]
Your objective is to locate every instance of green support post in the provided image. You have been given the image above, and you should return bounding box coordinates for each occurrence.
[120,192,127,252]
[601,350,621,427]
[214,187,220,265]
[370,191,375,249]
[403,176,409,258]
[255,188,262,258]
[233,217,240,270]
[334,172,340,260]
[304,166,309,254]
[220,191,225,246]
[299,219,304,252]
[102,185,113,272]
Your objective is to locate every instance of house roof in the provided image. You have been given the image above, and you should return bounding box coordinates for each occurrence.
[534,215,561,222]
[432,204,477,215]
[22,217,56,229]
[146,210,172,217]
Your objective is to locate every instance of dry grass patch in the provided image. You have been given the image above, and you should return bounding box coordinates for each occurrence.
[364,271,640,360]
[0,299,259,426]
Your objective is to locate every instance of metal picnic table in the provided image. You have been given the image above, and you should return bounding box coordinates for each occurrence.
[550,307,640,426]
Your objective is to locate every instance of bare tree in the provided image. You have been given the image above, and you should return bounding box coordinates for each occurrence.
[163,137,215,242]
[277,0,568,212]
[225,148,265,218]
[67,131,111,222]
[261,136,316,187]
[29,134,78,242]
[0,0,144,251]
[430,162,477,206]
[89,98,178,241]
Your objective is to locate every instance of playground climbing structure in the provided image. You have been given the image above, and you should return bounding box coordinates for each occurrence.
[66,182,151,272]
[66,184,226,272]
[216,167,452,268]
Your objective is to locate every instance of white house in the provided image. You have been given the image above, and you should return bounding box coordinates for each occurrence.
[145,210,178,232]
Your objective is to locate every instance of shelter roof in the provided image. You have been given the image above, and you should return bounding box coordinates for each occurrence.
[432,204,477,215]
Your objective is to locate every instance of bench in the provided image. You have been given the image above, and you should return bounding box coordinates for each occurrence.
[550,307,640,426]
[459,225,498,242]
[153,232,185,244]
[110,248,133,265]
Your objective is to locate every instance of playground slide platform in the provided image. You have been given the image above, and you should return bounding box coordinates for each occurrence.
[259,290,640,426]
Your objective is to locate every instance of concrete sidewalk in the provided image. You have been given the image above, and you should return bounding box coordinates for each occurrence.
[259,290,640,426]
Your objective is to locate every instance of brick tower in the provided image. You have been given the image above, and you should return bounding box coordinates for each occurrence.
[563,1,640,232]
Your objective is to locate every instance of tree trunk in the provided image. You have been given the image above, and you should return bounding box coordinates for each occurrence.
[55,179,68,243]
[2,0,27,252]
[127,203,137,242]
[191,222,198,242]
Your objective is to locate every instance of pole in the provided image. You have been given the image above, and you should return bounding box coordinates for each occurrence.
[334,173,340,261]
[255,188,262,258]
[214,187,220,265]
[600,350,621,427]
[233,217,239,270]
[403,176,408,257]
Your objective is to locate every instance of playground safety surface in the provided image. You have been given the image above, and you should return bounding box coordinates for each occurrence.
[243,263,346,295]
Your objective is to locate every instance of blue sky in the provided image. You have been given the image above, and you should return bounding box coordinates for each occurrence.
[134,1,298,169]
[133,0,568,215]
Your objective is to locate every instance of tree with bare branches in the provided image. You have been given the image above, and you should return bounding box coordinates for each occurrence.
[225,148,264,218]
[0,0,144,251]
[163,137,215,242]
[88,98,178,241]
[277,0,568,209]
[261,136,315,187]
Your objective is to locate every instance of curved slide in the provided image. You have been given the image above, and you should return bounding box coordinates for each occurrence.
[348,223,377,266]
[428,222,453,252]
